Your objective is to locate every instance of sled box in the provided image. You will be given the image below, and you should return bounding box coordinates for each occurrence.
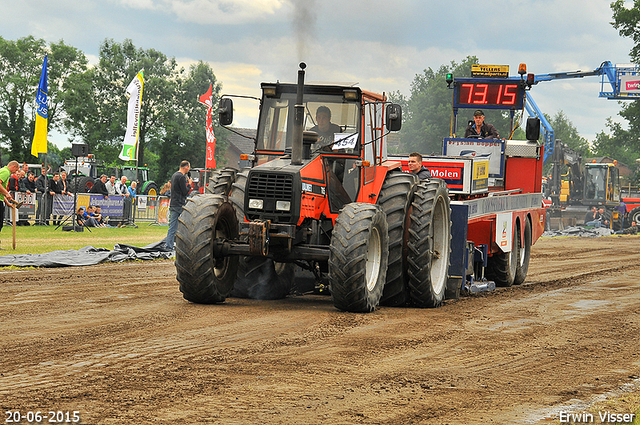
[421,156,489,195]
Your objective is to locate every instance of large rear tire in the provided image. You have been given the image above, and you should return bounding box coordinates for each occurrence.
[175,194,239,304]
[406,179,451,308]
[329,203,389,313]
[228,170,296,300]
[486,221,520,287]
[514,218,531,285]
[206,167,238,196]
[378,170,417,307]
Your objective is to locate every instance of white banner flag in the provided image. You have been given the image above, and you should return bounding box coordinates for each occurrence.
[119,69,144,161]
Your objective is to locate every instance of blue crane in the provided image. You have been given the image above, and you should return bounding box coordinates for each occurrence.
[522,61,639,163]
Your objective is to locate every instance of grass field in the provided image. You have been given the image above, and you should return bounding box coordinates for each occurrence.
[0,222,169,255]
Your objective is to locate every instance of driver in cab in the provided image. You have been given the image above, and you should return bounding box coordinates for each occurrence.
[464,109,499,139]
[310,106,342,151]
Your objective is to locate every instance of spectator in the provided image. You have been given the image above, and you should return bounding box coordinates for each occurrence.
[24,172,36,194]
[82,206,101,227]
[116,176,132,226]
[94,206,110,227]
[616,201,628,226]
[121,181,138,228]
[60,171,69,196]
[584,206,597,224]
[76,207,86,227]
[90,174,109,197]
[22,163,29,174]
[164,161,192,250]
[0,160,21,248]
[615,220,638,235]
[35,167,47,225]
[105,175,117,196]
[586,207,610,228]
[160,181,171,197]
[8,170,21,192]
[47,172,63,226]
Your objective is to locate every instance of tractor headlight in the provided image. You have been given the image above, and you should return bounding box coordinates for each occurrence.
[249,199,264,209]
[276,201,291,211]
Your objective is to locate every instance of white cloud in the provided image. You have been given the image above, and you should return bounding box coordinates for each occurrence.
[116,0,289,24]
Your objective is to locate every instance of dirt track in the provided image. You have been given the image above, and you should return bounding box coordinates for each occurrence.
[2,236,640,424]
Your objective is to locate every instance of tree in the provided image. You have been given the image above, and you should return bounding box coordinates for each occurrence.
[0,36,86,163]
[607,1,640,176]
[63,39,179,168]
[397,56,517,155]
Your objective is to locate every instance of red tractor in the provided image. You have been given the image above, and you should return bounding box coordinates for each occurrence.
[174,63,452,312]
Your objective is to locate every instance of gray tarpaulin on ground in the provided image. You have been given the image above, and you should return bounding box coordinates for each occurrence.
[542,226,615,238]
[0,241,174,268]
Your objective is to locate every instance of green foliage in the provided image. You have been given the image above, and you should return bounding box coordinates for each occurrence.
[611,0,640,64]
[0,36,86,163]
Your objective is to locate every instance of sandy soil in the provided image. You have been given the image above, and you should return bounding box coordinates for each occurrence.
[2,236,640,424]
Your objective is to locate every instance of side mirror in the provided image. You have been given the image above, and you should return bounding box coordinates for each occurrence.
[219,98,234,126]
[526,117,541,141]
[386,104,402,132]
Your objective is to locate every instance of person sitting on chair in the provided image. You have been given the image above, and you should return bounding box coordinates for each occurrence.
[464,110,499,139]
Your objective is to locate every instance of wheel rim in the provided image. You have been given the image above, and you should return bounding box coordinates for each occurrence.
[147,188,157,196]
[365,226,382,292]
[518,226,525,267]
[430,195,449,295]
[213,214,233,279]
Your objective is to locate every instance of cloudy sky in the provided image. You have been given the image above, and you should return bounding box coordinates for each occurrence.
[1,0,636,148]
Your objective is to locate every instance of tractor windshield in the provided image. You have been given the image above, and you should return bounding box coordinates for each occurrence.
[257,92,360,155]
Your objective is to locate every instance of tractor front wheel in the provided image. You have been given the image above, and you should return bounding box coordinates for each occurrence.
[175,194,239,304]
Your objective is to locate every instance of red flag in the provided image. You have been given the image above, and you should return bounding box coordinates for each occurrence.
[198,84,216,169]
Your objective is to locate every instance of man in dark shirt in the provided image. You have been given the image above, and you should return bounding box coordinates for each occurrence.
[464,110,499,139]
[90,174,109,197]
[164,161,193,250]
[35,167,47,225]
[47,172,63,225]
[407,152,431,179]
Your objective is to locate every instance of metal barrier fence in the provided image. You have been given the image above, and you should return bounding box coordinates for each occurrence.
[4,192,170,225]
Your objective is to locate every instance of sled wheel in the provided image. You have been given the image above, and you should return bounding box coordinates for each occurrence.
[486,220,520,287]
[514,218,532,285]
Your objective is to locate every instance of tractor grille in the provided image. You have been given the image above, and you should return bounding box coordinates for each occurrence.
[246,172,295,223]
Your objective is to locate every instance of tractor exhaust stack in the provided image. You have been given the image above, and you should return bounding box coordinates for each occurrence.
[291,62,306,166]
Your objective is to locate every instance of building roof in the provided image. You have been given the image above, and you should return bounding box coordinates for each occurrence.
[226,128,256,154]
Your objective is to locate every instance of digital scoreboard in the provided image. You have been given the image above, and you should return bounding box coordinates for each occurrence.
[452,79,526,110]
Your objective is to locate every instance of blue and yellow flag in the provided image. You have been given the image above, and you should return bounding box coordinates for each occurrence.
[31,55,48,158]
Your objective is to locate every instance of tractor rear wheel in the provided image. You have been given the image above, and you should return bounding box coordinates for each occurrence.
[514,218,532,285]
[175,194,239,304]
[378,170,417,307]
[206,167,238,196]
[406,179,451,308]
[71,175,93,193]
[143,182,159,196]
[329,203,389,312]
[228,170,296,300]
[486,221,520,287]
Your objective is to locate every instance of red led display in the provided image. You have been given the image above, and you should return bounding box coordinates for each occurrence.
[457,82,524,107]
